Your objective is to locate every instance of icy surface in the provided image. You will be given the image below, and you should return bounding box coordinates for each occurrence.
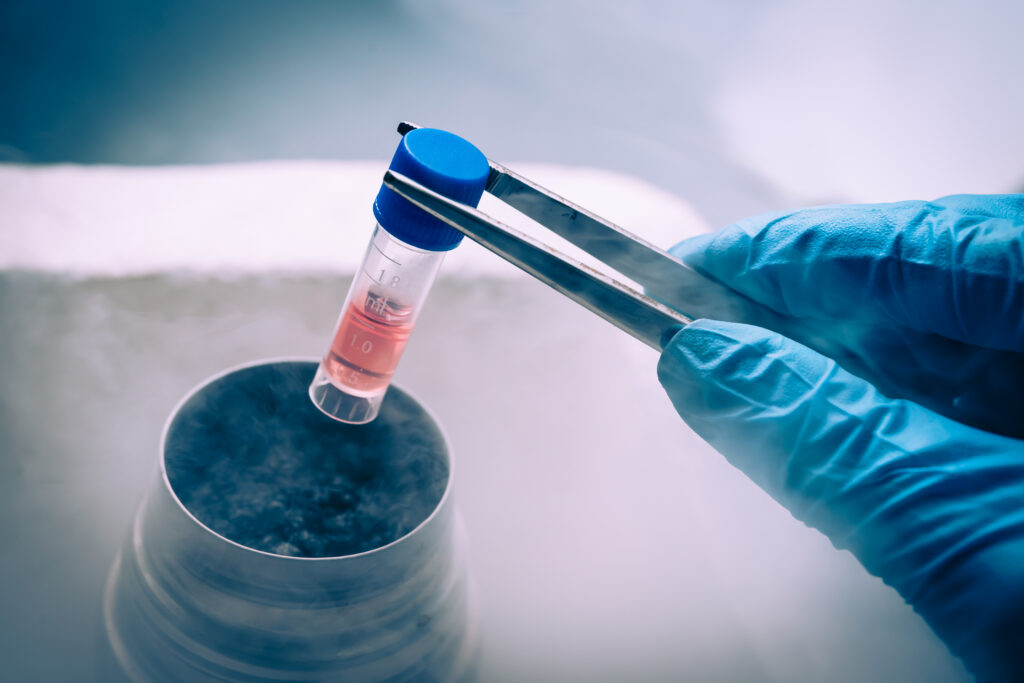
[0,162,708,277]
[165,362,448,557]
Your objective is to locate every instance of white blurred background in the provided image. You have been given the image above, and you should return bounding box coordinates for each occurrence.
[2,1,1021,681]
[3,0,1021,225]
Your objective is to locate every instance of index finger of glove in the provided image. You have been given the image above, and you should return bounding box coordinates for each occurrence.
[671,195,1024,352]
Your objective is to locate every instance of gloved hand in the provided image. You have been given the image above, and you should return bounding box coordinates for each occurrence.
[657,194,1024,682]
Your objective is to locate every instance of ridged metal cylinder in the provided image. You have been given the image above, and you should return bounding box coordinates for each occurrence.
[103,359,478,682]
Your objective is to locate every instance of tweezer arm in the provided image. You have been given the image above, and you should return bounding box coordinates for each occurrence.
[383,170,690,350]
[397,121,789,330]
[483,160,679,284]
[400,121,675,292]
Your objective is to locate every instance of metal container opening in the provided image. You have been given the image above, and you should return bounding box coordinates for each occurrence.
[104,359,478,682]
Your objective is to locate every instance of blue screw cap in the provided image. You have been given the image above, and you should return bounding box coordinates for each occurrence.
[373,128,489,251]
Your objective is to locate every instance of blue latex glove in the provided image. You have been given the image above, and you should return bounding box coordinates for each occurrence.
[657,195,1024,682]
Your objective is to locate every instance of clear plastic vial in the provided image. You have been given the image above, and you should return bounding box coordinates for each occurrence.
[310,226,443,417]
[310,128,489,423]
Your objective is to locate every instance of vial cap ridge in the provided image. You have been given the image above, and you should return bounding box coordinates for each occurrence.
[373,128,489,251]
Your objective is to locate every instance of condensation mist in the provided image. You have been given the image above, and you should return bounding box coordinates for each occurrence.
[4,0,1019,681]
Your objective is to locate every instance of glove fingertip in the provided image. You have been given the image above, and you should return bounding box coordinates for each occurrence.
[667,211,791,286]
[667,232,718,263]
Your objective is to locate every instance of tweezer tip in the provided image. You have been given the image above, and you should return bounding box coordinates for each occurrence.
[397,121,420,135]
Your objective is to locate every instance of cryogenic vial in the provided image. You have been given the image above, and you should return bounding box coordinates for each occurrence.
[310,128,490,423]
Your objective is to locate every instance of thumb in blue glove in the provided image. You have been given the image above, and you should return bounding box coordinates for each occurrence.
[658,195,1024,682]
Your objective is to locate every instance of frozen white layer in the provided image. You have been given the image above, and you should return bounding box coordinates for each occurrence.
[0,161,709,276]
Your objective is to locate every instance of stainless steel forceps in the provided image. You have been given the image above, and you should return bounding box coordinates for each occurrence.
[384,121,785,350]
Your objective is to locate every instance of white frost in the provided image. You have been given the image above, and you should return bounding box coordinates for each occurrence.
[0,161,709,276]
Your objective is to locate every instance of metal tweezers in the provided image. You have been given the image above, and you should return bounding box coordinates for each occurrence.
[384,121,784,350]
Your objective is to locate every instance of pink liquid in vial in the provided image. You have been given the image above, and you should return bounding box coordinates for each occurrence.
[323,301,413,395]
